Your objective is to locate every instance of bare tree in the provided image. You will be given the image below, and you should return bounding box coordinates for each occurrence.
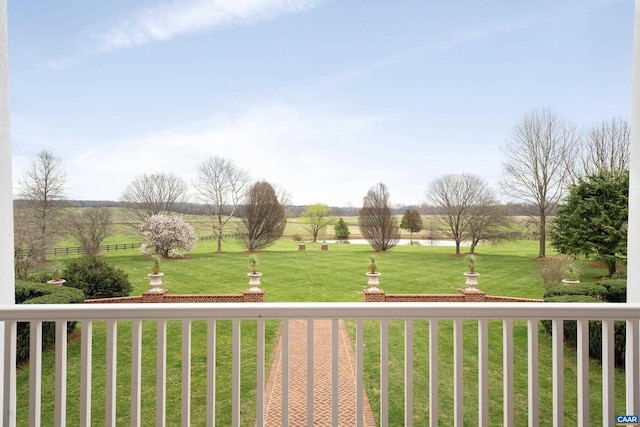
[13,202,42,277]
[238,181,286,252]
[120,173,189,225]
[501,109,579,258]
[66,207,113,256]
[580,117,630,176]
[426,173,496,255]
[359,183,400,252]
[194,156,249,252]
[16,150,67,261]
[467,203,510,253]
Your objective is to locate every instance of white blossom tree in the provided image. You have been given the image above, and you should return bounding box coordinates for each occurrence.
[139,215,198,258]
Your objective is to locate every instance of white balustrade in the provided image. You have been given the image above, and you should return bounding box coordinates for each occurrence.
[1,302,639,426]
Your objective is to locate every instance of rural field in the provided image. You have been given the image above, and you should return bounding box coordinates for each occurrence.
[15,216,628,426]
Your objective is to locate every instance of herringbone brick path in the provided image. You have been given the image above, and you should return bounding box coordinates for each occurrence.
[262,319,376,426]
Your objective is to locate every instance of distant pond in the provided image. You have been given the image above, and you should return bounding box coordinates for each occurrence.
[326,239,471,246]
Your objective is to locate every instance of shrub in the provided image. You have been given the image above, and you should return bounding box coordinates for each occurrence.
[25,269,55,284]
[598,279,627,303]
[15,282,85,364]
[544,295,599,303]
[536,255,575,289]
[543,283,607,300]
[611,270,627,280]
[291,233,304,242]
[64,256,132,299]
[541,317,627,368]
[543,282,627,367]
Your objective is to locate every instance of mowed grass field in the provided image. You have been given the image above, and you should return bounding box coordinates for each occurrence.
[15,217,628,426]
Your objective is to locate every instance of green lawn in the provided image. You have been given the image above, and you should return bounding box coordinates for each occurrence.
[16,238,627,426]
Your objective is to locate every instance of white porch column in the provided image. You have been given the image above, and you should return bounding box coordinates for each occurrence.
[0,0,14,420]
[0,0,14,300]
[627,0,640,416]
[629,0,640,303]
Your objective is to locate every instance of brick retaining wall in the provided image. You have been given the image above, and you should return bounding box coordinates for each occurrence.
[85,288,265,304]
[363,288,543,303]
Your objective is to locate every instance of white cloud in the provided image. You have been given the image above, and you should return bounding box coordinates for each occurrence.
[66,101,391,206]
[97,0,321,52]
[324,18,534,87]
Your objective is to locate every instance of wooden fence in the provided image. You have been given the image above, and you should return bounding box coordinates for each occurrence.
[14,234,228,258]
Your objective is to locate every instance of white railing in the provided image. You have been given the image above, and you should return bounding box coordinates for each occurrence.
[1,302,639,426]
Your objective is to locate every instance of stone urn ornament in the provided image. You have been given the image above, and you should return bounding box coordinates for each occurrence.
[47,264,65,286]
[147,257,165,293]
[463,254,480,290]
[247,254,262,292]
[561,263,581,285]
[366,256,382,291]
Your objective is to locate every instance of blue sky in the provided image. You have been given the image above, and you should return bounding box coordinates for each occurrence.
[7,0,634,207]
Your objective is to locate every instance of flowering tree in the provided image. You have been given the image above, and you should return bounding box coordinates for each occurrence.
[139,215,198,258]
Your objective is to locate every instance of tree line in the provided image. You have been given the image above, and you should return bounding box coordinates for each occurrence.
[13,108,629,275]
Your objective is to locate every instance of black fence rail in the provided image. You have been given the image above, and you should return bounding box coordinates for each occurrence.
[14,234,234,258]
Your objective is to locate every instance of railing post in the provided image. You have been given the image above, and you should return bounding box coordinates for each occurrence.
[206,320,216,427]
[626,319,640,415]
[453,319,464,426]
[429,319,439,427]
[405,319,414,427]
[233,320,242,427]
[528,319,539,427]
[552,319,564,427]
[156,320,167,427]
[105,320,118,427]
[577,319,589,426]
[131,320,142,427]
[478,319,489,427]
[181,320,192,427]
[380,319,389,427]
[503,319,514,427]
[80,321,93,427]
[55,321,68,427]
[29,322,42,427]
[602,320,615,426]
[3,321,15,427]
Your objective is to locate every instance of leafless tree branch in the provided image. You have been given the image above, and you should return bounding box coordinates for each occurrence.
[120,173,189,226]
[194,156,249,252]
[500,109,578,258]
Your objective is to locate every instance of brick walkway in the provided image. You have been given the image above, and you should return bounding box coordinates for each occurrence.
[263,319,376,426]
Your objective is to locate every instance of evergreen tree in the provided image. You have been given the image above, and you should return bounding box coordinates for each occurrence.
[399,209,423,242]
[334,218,350,242]
[550,170,628,277]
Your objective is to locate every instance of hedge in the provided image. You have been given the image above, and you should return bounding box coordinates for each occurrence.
[543,284,607,300]
[15,282,85,365]
[598,279,627,303]
[543,279,627,367]
[544,295,599,303]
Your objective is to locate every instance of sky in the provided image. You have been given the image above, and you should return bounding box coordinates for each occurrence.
[6,0,635,207]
